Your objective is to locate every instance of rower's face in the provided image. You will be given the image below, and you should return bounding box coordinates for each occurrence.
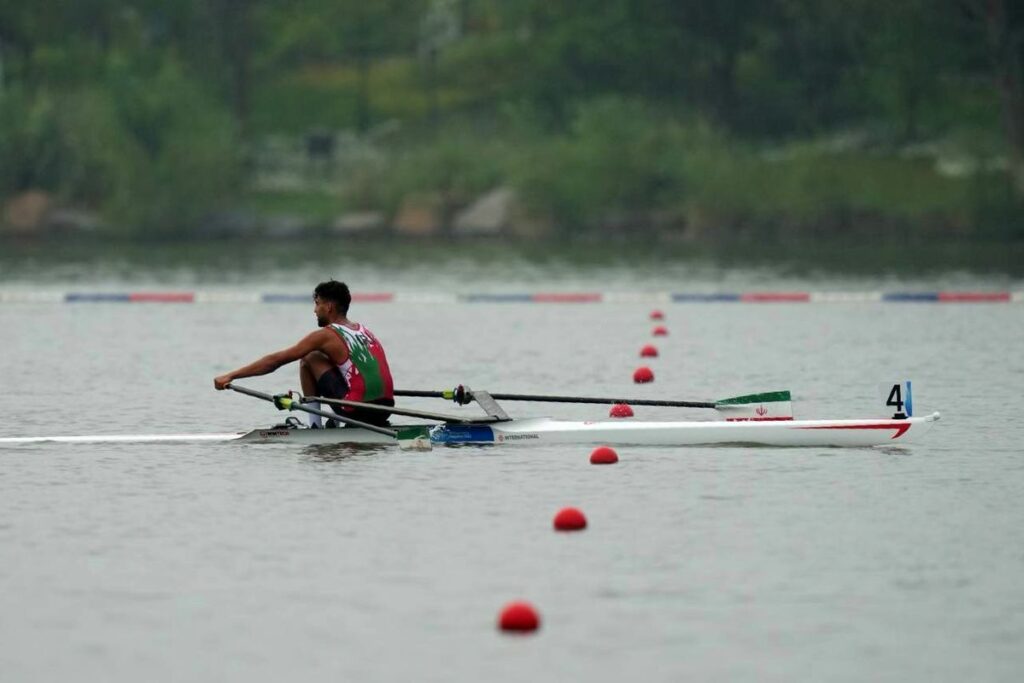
[313,296,331,327]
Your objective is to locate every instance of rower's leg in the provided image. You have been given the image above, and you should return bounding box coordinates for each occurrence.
[299,352,332,396]
[299,352,335,427]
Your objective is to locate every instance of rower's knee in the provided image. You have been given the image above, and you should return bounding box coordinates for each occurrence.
[300,351,330,372]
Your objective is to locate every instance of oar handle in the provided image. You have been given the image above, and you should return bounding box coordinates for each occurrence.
[228,384,397,438]
[393,389,715,409]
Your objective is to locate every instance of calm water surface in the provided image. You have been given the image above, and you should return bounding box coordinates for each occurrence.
[1,245,1022,682]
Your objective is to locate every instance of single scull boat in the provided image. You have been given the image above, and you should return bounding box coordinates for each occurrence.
[0,383,939,448]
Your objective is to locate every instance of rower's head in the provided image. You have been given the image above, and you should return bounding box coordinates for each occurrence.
[313,280,351,326]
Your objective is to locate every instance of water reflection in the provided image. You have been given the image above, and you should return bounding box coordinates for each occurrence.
[875,446,916,457]
[299,443,393,462]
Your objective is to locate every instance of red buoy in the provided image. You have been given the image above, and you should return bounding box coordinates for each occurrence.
[650,310,665,320]
[498,601,540,632]
[652,325,668,337]
[639,344,658,358]
[553,507,587,531]
[590,446,619,464]
[633,366,654,383]
[609,403,634,418]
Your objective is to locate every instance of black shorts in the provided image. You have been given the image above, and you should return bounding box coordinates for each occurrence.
[316,368,394,427]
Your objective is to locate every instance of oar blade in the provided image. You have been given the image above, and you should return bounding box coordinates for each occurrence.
[714,390,793,421]
[396,425,433,451]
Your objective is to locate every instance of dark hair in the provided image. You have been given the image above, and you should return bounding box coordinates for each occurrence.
[313,280,351,314]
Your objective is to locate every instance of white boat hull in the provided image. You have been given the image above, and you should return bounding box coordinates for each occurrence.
[0,413,939,448]
[234,412,941,447]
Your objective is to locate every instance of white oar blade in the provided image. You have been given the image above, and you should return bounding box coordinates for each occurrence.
[714,390,793,421]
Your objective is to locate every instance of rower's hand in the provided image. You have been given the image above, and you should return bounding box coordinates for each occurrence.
[214,374,233,390]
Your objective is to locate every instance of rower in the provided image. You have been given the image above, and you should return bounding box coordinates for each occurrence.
[213,280,395,427]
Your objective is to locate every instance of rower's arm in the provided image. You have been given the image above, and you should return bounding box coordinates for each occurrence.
[214,330,328,388]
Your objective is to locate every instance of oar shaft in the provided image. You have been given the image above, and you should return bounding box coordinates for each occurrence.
[228,384,397,437]
[393,389,715,409]
[491,393,716,408]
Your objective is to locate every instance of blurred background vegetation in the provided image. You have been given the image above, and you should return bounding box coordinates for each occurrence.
[1,0,1022,243]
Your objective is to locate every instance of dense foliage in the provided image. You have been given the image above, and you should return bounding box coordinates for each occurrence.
[0,0,1021,238]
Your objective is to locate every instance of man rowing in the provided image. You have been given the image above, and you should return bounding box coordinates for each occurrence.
[213,280,395,427]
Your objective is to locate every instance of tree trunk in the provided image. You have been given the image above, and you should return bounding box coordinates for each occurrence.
[712,48,739,128]
[213,0,252,141]
[901,79,922,142]
[985,0,1024,194]
[426,47,439,127]
[356,49,371,133]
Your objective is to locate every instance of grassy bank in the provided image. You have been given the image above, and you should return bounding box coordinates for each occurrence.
[2,59,1019,243]
[241,98,1017,243]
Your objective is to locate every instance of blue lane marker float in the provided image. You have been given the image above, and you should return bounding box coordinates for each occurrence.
[65,293,131,303]
[461,293,534,303]
[882,292,940,302]
[261,294,309,303]
[672,293,743,302]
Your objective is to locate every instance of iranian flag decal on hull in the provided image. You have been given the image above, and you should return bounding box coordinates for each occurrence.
[715,391,793,421]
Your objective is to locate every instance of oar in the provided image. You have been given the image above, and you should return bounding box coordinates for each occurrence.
[228,384,398,438]
[395,387,793,419]
[391,389,712,405]
[395,387,715,407]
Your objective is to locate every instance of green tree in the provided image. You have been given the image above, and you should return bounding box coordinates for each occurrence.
[260,0,424,132]
[961,0,1024,194]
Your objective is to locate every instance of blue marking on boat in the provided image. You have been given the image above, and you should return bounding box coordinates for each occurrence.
[429,424,496,443]
[905,380,913,417]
